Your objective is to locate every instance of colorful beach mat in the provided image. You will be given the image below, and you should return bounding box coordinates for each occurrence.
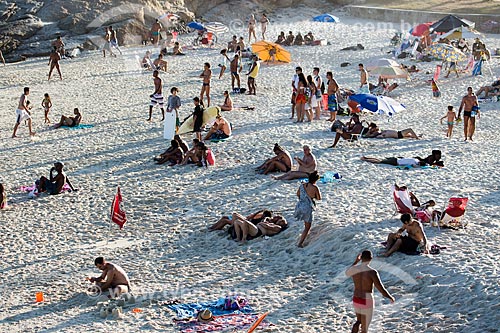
[167,300,254,320]
[175,313,269,333]
[62,124,95,130]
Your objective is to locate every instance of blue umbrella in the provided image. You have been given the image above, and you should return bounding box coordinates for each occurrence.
[187,21,205,31]
[312,14,339,23]
[348,94,406,117]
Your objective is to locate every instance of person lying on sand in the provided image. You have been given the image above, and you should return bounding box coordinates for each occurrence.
[204,113,231,140]
[154,139,184,166]
[256,143,292,175]
[364,124,420,140]
[37,162,77,195]
[329,114,365,148]
[415,149,443,167]
[233,215,288,244]
[476,78,500,98]
[274,145,317,181]
[53,108,82,129]
[382,213,429,257]
[209,209,273,231]
[88,257,131,298]
[181,141,208,167]
[361,156,422,167]
[220,90,233,111]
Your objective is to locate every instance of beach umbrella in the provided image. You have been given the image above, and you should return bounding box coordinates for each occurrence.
[187,21,205,31]
[205,22,229,34]
[410,22,433,36]
[312,14,340,23]
[441,26,482,40]
[430,15,474,33]
[427,43,466,62]
[348,94,405,117]
[369,66,409,79]
[251,41,291,63]
[366,58,400,70]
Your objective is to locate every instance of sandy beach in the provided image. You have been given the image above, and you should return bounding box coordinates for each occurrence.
[1,6,500,333]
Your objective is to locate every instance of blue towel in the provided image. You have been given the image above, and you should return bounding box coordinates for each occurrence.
[166,299,254,319]
[62,124,94,130]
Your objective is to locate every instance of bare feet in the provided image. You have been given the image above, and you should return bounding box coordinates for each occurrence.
[30,132,36,136]
[147,118,152,122]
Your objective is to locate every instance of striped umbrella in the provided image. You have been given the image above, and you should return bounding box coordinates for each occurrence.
[205,22,229,34]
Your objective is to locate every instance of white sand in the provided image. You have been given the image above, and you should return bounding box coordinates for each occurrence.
[1,7,500,332]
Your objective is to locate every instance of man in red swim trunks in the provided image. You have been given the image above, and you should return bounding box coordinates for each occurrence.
[345,250,395,333]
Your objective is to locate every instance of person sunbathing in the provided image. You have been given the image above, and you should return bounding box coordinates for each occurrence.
[329,114,364,148]
[274,145,317,181]
[415,149,443,167]
[154,139,184,165]
[382,213,429,257]
[294,32,304,46]
[209,209,273,231]
[255,143,292,175]
[361,156,422,167]
[476,78,500,98]
[368,127,420,139]
[233,215,288,244]
[37,162,77,195]
[53,108,82,129]
[204,114,231,140]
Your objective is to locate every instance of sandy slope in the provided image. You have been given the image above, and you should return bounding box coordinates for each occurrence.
[0,7,499,333]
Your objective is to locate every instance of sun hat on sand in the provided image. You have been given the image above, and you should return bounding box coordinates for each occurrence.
[197,309,214,322]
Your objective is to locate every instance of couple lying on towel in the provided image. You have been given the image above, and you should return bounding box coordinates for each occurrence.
[361,150,443,167]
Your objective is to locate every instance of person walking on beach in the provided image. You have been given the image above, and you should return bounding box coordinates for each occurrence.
[358,64,369,94]
[295,170,321,248]
[12,87,35,138]
[48,46,63,80]
[151,19,162,46]
[345,250,395,333]
[246,55,260,95]
[457,86,480,141]
[109,26,122,55]
[148,70,165,121]
[102,27,116,58]
[440,105,456,138]
[248,14,257,43]
[230,54,241,92]
[326,71,339,121]
[200,62,212,107]
[260,14,270,40]
[88,257,131,298]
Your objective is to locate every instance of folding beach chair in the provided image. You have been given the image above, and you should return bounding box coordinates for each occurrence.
[439,197,469,228]
[391,185,415,216]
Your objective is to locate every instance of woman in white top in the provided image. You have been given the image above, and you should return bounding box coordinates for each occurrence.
[248,14,257,43]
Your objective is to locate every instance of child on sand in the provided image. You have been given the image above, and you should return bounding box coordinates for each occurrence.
[192,97,204,141]
[440,105,456,138]
[42,93,52,124]
[167,87,182,132]
[295,171,322,248]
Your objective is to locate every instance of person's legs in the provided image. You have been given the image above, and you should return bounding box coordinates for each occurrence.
[233,219,243,241]
[400,128,419,139]
[352,313,362,333]
[263,160,287,174]
[206,86,211,107]
[231,73,235,90]
[360,156,382,164]
[468,117,476,140]
[147,105,153,121]
[463,116,470,140]
[251,78,256,95]
[448,124,453,138]
[27,118,35,136]
[12,122,20,138]
[200,86,206,106]
[55,63,62,80]
[298,221,311,247]
[48,64,55,80]
[209,216,232,231]
[274,171,308,181]
[219,65,226,79]
[204,128,216,140]
[383,238,402,257]
[241,220,259,243]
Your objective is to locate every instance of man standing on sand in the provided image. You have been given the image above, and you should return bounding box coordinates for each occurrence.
[457,86,480,141]
[230,54,241,92]
[358,63,369,94]
[12,87,35,138]
[48,46,63,81]
[148,70,165,121]
[326,71,339,121]
[151,19,162,46]
[274,145,317,181]
[52,36,65,57]
[200,62,212,107]
[290,67,302,119]
[246,55,260,95]
[312,67,323,120]
[346,250,395,333]
[109,26,122,55]
[89,257,131,298]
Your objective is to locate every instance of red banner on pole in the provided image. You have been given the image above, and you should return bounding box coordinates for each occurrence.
[110,187,126,229]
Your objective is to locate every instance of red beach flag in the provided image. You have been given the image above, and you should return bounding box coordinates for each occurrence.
[110,187,126,229]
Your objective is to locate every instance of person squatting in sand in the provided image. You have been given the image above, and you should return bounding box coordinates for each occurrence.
[88,257,131,298]
[345,250,395,333]
[382,213,429,257]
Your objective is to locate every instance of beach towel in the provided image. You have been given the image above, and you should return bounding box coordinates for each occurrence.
[20,183,72,196]
[299,172,342,184]
[167,299,254,320]
[175,313,269,333]
[62,124,95,130]
[472,59,483,76]
[395,165,441,170]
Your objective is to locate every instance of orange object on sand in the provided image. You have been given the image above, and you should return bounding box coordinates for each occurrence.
[35,292,44,303]
[247,312,269,333]
[132,308,143,313]
[322,94,328,110]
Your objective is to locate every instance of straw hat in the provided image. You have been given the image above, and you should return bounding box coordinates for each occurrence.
[197,309,214,322]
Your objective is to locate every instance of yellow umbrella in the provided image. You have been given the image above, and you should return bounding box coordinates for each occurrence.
[251,41,291,63]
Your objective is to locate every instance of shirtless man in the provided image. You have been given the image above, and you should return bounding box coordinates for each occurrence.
[12,87,35,138]
[326,71,339,121]
[345,250,395,333]
[204,114,231,140]
[255,143,292,175]
[383,213,429,257]
[148,70,165,121]
[359,63,369,94]
[52,36,65,56]
[457,86,480,141]
[109,26,122,55]
[371,128,419,139]
[248,14,257,43]
[330,114,364,148]
[89,257,131,298]
[37,162,77,195]
[102,27,115,58]
[200,62,212,107]
[274,145,317,181]
[151,19,162,46]
[229,54,242,92]
[48,46,62,80]
[153,53,168,72]
[233,215,287,244]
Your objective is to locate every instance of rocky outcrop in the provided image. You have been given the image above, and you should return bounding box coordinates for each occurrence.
[0,0,342,62]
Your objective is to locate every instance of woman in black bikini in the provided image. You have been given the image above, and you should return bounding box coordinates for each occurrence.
[53,108,82,129]
[208,209,272,231]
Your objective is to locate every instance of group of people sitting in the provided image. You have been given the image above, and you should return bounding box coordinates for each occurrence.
[275,31,316,46]
[141,51,169,71]
[154,136,214,167]
[209,209,288,244]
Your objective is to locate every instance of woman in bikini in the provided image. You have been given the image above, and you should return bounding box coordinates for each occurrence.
[248,14,257,43]
[295,73,308,122]
[209,209,273,231]
[41,93,52,124]
[53,108,82,129]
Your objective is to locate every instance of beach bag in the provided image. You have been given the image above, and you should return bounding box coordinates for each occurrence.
[206,149,215,166]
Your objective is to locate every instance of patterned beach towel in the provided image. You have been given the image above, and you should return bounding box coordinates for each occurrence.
[166,299,254,320]
[175,313,269,333]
